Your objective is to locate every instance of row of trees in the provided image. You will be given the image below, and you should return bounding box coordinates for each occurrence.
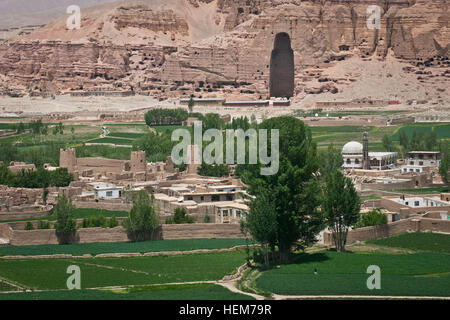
[0,166,73,188]
[51,190,161,244]
[0,142,63,167]
[144,108,188,126]
[382,129,439,154]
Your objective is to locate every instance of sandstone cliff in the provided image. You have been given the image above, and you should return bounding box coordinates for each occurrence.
[0,0,448,101]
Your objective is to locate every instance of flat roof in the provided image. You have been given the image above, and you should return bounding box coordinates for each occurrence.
[224,100,269,104]
[208,185,242,189]
[180,98,225,102]
[407,151,441,154]
[369,152,398,156]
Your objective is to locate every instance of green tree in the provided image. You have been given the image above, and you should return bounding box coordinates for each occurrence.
[319,143,343,177]
[399,130,409,150]
[54,195,77,244]
[42,188,49,205]
[108,215,119,228]
[202,113,225,132]
[424,131,437,150]
[0,142,18,164]
[134,132,175,163]
[197,163,230,177]
[123,190,160,241]
[382,134,393,152]
[38,220,51,229]
[354,209,387,228]
[188,97,195,113]
[243,191,277,268]
[172,208,195,224]
[439,142,450,185]
[17,122,25,133]
[322,170,361,252]
[25,222,35,230]
[241,116,323,263]
[144,108,188,126]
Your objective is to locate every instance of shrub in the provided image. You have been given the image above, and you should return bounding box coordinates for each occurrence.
[108,215,119,228]
[173,208,195,224]
[25,222,34,230]
[203,214,212,223]
[80,215,110,228]
[354,209,388,228]
[38,220,51,229]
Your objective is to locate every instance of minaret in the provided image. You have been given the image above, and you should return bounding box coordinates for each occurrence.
[363,126,370,170]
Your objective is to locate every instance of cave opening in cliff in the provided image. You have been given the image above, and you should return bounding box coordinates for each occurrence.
[269,32,294,98]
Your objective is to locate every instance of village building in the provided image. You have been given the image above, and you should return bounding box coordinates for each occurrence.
[342,142,398,170]
[401,151,441,173]
[92,183,123,200]
[342,127,398,171]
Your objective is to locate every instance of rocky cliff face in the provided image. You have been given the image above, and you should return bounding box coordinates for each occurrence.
[0,0,447,100]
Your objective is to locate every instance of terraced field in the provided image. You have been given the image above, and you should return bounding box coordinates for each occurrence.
[0,283,252,300]
[367,232,450,253]
[0,238,253,257]
[0,251,247,290]
[256,251,450,297]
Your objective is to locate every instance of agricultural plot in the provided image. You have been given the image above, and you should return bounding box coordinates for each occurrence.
[311,125,395,150]
[256,251,450,297]
[87,137,134,146]
[391,123,450,141]
[0,238,254,256]
[107,132,145,139]
[0,281,19,292]
[0,208,128,223]
[0,283,253,300]
[0,251,247,290]
[393,187,450,195]
[367,232,450,253]
[75,144,132,160]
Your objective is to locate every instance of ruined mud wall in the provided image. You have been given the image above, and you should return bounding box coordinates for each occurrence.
[323,217,450,246]
[6,223,243,245]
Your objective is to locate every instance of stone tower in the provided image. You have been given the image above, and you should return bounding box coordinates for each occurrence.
[60,148,77,172]
[363,126,370,170]
[187,145,201,175]
[130,151,147,172]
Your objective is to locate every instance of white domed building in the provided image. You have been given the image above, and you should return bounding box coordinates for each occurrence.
[342,129,398,170]
[342,141,364,169]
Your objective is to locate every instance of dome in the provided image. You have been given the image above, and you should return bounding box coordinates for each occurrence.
[342,141,363,154]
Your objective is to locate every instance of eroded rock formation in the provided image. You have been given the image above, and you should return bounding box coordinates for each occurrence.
[0,0,447,99]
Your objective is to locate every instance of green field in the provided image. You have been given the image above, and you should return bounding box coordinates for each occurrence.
[88,137,134,145]
[311,125,395,150]
[0,238,254,256]
[0,251,247,290]
[367,232,450,253]
[256,251,450,296]
[0,281,18,292]
[107,132,145,139]
[294,110,410,118]
[0,208,128,223]
[392,123,450,141]
[0,283,252,300]
[393,187,450,194]
[75,144,132,160]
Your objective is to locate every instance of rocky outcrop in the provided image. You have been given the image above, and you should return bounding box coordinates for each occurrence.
[0,0,447,99]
